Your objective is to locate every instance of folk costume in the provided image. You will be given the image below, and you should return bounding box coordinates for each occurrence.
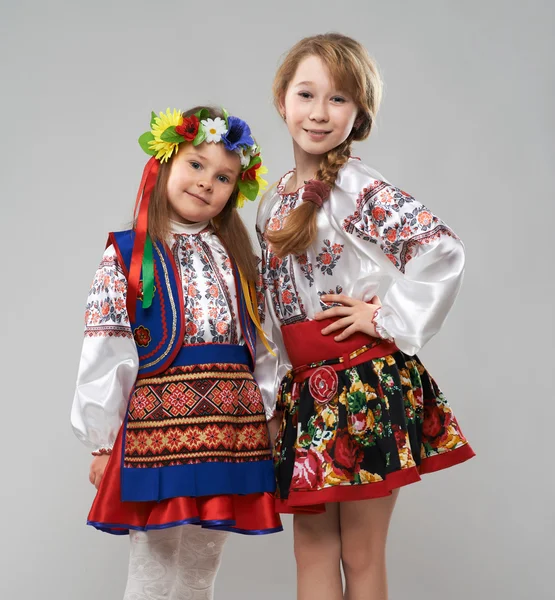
[256,159,475,513]
[72,108,281,536]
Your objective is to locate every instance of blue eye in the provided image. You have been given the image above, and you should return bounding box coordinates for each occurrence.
[217,175,230,183]
[190,161,201,169]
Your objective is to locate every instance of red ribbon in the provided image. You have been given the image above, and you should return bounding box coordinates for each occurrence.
[127,157,159,322]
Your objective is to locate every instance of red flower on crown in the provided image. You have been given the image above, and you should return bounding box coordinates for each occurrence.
[175,115,200,141]
[241,155,262,181]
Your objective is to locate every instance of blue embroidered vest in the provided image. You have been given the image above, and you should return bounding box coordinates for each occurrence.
[108,230,257,378]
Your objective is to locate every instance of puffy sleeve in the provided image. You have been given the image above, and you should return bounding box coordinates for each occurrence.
[252,254,292,420]
[343,180,465,355]
[71,245,139,451]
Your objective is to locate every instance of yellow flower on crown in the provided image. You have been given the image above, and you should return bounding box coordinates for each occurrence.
[148,108,184,162]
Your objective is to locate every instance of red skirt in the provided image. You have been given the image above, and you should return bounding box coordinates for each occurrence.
[88,427,282,535]
[274,318,475,513]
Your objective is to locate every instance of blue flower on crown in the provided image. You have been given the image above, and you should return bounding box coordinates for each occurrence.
[221,116,254,152]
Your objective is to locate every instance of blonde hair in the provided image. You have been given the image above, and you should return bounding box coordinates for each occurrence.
[268,33,383,257]
[141,106,258,282]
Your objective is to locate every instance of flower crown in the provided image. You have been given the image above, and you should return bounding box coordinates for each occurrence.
[138,108,268,207]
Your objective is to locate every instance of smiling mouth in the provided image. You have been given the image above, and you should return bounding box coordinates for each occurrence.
[304,129,331,136]
[185,191,209,204]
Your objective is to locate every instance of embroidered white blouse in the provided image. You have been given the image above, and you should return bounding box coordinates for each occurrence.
[256,158,465,413]
[71,220,277,452]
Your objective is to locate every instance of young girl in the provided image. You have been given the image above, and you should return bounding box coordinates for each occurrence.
[257,34,475,600]
[71,106,280,600]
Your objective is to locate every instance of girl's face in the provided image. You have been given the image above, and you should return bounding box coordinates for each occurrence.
[281,55,359,158]
[166,142,241,224]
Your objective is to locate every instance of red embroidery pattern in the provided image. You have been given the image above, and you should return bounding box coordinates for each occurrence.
[124,363,271,468]
[343,180,457,272]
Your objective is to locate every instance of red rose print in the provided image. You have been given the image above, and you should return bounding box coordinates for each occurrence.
[175,115,199,141]
[417,211,433,226]
[101,301,110,316]
[320,252,332,265]
[187,284,197,297]
[308,366,338,405]
[392,425,406,448]
[334,428,362,470]
[216,321,229,335]
[348,412,367,433]
[422,404,445,440]
[386,228,397,242]
[291,449,324,490]
[208,284,219,298]
[270,255,281,269]
[186,321,198,336]
[281,290,293,305]
[372,206,386,222]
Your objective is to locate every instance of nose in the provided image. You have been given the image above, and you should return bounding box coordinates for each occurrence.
[309,99,329,123]
[197,178,213,192]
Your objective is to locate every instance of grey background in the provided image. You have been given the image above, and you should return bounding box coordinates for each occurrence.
[1,0,553,598]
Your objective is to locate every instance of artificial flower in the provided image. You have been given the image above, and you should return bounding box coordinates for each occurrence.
[149,108,183,162]
[175,115,199,141]
[222,116,254,151]
[201,117,227,143]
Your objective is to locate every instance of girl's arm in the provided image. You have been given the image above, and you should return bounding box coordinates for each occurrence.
[343,181,465,355]
[71,245,138,452]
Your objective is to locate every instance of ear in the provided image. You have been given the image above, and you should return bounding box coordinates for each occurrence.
[277,95,286,120]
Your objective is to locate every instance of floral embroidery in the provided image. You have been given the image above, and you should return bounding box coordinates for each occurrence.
[343,180,457,272]
[174,236,206,344]
[198,238,238,344]
[315,239,344,275]
[257,222,307,326]
[84,252,132,338]
[317,286,343,311]
[296,253,314,287]
[173,233,239,345]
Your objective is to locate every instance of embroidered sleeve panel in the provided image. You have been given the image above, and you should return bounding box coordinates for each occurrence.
[342,180,458,273]
[84,245,132,338]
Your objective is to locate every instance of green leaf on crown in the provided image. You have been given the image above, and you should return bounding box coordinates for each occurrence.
[160,126,185,143]
[246,155,261,171]
[222,107,229,128]
[138,132,156,155]
[150,111,157,127]
[193,127,206,146]
[195,108,211,121]
[237,179,259,201]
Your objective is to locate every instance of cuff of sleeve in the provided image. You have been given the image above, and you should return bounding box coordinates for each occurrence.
[372,307,394,341]
[91,445,114,456]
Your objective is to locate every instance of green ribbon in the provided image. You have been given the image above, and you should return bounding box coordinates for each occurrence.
[142,234,155,309]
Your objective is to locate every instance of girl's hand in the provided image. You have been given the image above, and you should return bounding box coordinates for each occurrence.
[89,455,110,490]
[267,414,282,448]
[314,294,382,341]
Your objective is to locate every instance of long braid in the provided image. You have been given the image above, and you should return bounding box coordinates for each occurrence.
[266,135,354,258]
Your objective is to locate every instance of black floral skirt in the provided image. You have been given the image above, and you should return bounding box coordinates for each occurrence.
[273,338,474,513]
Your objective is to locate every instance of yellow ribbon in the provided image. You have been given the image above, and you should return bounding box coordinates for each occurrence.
[238,268,275,356]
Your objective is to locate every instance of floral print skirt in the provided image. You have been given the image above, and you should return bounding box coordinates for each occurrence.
[273,337,475,513]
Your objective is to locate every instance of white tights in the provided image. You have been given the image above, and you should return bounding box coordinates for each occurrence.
[123,525,230,600]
